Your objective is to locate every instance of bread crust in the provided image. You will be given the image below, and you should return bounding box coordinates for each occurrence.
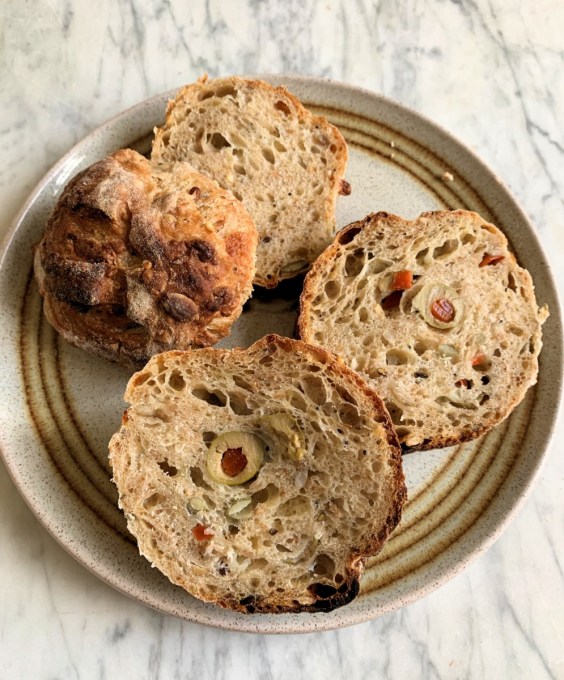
[152,75,349,288]
[109,334,406,613]
[33,149,257,367]
[298,210,548,452]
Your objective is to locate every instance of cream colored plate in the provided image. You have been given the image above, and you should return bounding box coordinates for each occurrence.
[0,76,561,634]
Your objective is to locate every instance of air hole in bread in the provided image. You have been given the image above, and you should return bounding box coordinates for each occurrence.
[208,132,231,150]
[436,396,477,410]
[507,272,518,292]
[252,484,279,507]
[258,354,274,367]
[509,325,524,337]
[367,258,393,275]
[344,252,364,277]
[493,348,502,357]
[262,148,276,164]
[461,231,476,244]
[325,281,341,300]
[338,226,361,245]
[415,247,429,265]
[299,375,327,405]
[278,495,312,517]
[132,372,151,387]
[228,524,239,536]
[433,238,459,259]
[143,492,164,509]
[274,99,291,115]
[273,139,287,153]
[157,459,178,476]
[479,393,490,405]
[276,543,292,553]
[287,392,309,411]
[190,466,212,490]
[232,189,243,201]
[191,386,227,407]
[232,375,253,391]
[385,401,404,425]
[228,394,253,416]
[308,583,338,599]
[339,404,362,427]
[386,348,416,366]
[234,164,247,176]
[312,554,336,578]
[167,370,186,391]
[358,307,369,323]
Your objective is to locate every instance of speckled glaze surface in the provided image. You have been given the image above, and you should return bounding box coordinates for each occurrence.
[0,76,561,634]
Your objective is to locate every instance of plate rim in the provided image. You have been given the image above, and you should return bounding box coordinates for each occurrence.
[1,74,562,634]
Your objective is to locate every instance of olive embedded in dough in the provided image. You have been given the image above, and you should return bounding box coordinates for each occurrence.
[411,282,465,330]
[206,431,266,486]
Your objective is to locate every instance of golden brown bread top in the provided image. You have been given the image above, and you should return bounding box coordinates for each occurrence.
[34,149,257,367]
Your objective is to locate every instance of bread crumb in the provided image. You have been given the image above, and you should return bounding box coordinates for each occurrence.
[442,171,454,182]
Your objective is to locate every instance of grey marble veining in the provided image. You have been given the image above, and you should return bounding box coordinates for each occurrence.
[1,1,563,678]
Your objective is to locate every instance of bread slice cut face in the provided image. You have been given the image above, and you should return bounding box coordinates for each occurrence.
[33,149,257,368]
[109,335,406,613]
[298,210,548,452]
[151,75,349,288]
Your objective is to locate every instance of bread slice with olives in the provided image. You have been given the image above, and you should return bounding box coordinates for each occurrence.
[108,334,406,613]
[298,210,548,452]
[151,75,350,288]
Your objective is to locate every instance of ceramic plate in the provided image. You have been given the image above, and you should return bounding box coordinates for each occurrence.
[0,76,561,634]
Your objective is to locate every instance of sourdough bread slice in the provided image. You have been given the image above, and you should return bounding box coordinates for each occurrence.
[151,75,349,288]
[34,149,257,367]
[108,335,406,613]
[298,210,548,452]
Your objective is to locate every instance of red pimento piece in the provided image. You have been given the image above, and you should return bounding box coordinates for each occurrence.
[391,270,413,291]
[480,253,505,267]
[192,523,213,541]
[221,447,248,477]
[431,297,455,323]
[455,379,470,388]
[472,354,486,367]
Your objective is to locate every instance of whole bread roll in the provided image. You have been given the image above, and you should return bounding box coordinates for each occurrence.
[152,75,349,288]
[33,149,257,367]
[109,335,406,613]
[298,210,549,452]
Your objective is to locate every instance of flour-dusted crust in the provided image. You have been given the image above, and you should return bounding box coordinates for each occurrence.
[108,335,406,613]
[34,149,257,367]
[298,210,549,452]
[151,75,349,288]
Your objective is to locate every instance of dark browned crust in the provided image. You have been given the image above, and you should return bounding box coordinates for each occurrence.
[33,149,256,367]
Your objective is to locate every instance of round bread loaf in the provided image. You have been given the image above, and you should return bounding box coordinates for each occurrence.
[298,210,549,452]
[108,335,406,613]
[33,149,257,367]
[151,75,349,288]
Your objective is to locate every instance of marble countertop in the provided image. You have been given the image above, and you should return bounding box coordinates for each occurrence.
[1,1,563,678]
